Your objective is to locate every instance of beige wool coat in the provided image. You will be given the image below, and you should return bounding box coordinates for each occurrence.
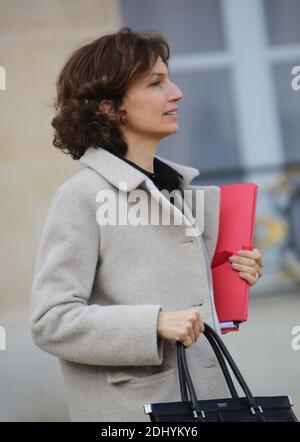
[29,146,231,422]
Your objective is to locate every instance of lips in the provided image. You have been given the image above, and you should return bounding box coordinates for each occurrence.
[163,107,178,115]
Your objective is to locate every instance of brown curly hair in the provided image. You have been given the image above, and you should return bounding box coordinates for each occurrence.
[51,27,170,160]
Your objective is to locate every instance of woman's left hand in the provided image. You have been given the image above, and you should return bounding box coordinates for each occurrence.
[228,248,264,286]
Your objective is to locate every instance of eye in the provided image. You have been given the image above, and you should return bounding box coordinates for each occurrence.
[150,80,160,87]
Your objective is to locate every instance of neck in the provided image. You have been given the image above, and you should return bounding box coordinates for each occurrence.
[122,134,158,174]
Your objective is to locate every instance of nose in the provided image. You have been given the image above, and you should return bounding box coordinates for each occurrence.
[168,81,183,102]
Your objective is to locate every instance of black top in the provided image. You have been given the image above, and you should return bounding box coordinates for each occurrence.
[113,153,184,207]
[116,155,183,192]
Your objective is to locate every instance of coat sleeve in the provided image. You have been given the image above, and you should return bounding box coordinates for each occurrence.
[29,178,165,366]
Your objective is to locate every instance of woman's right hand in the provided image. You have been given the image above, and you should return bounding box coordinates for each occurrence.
[157,307,205,348]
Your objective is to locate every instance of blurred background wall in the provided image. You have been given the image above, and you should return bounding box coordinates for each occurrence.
[0,0,299,421]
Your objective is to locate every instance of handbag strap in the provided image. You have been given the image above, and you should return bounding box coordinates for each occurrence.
[200,330,239,398]
[203,324,266,420]
[204,323,256,404]
[176,322,263,413]
[178,329,239,402]
[176,342,189,401]
[177,342,205,421]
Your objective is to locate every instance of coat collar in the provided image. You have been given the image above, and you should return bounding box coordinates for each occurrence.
[78,146,200,192]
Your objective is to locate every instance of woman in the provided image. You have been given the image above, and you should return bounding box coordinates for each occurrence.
[29,27,264,422]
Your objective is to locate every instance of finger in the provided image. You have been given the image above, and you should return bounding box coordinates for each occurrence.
[189,326,196,344]
[191,307,203,335]
[199,320,205,334]
[237,248,260,259]
[229,256,257,267]
[181,319,196,345]
[182,336,193,348]
[175,333,191,348]
[237,248,264,268]
[256,265,263,278]
[193,320,200,341]
[239,271,258,286]
[190,307,204,338]
[231,257,263,279]
[231,262,259,275]
[238,250,264,278]
[253,248,264,268]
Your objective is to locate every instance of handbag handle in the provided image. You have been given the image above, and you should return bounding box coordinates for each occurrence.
[178,328,239,402]
[176,322,264,419]
[176,341,205,421]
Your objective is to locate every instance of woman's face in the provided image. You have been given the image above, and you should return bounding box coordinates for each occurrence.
[120,56,183,141]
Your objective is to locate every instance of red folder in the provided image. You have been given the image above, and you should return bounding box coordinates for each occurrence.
[211,183,258,334]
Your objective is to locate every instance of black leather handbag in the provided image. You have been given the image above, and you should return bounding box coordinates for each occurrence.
[144,323,298,422]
